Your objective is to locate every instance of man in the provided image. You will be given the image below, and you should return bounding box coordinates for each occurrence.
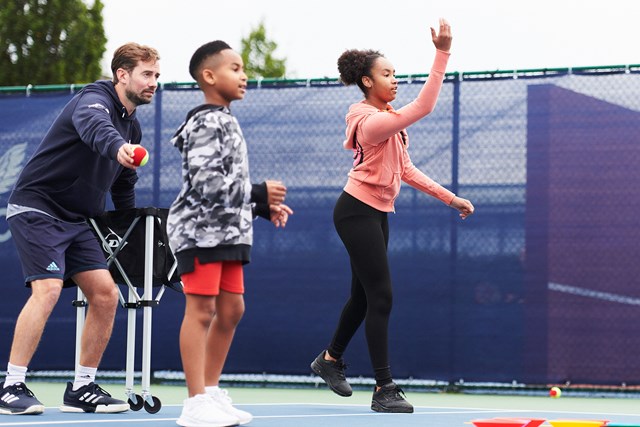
[0,43,160,415]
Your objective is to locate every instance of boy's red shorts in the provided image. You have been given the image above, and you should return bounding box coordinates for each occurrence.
[181,258,244,296]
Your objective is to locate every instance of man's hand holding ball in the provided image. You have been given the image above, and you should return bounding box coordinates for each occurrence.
[117,143,149,169]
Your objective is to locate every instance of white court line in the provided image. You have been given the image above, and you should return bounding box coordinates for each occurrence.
[1,404,638,425]
[243,403,640,420]
[0,420,176,426]
[245,403,640,417]
[253,410,515,420]
[549,282,640,306]
[0,411,512,426]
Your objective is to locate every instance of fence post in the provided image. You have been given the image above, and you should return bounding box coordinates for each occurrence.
[448,72,461,384]
[152,86,163,207]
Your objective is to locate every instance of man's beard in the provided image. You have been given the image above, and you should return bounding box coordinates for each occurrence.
[126,88,153,106]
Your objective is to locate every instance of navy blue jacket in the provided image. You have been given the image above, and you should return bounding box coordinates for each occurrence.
[9,80,140,222]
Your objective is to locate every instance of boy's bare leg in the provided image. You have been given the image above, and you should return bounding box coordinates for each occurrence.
[181,294,216,396]
[204,291,245,385]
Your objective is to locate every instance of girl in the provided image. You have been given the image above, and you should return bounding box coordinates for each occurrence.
[310,18,474,413]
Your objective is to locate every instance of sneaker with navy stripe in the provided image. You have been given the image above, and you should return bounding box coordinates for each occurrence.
[0,382,45,415]
[59,382,129,413]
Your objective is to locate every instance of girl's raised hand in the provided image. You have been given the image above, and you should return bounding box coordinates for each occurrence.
[430,18,452,52]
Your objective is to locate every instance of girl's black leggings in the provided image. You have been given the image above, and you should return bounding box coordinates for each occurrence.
[327,191,393,387]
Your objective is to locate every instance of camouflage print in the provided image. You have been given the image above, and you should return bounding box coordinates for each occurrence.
[167,106,253,255]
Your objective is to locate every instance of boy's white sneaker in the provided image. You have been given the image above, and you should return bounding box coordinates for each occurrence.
[208,387,253,425]
[176,394,239,427]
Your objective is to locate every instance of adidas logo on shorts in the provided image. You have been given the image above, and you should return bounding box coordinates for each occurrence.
[46,262,60,272]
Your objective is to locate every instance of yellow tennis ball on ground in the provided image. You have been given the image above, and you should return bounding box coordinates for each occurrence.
[549,386,562,398]
[132,145,149,167]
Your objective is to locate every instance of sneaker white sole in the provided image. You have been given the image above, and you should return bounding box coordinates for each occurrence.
[210,401,252,425]
[236,414,252,425]
[0,404,45,415]
[59,403,130,413]
[218,408,252,425]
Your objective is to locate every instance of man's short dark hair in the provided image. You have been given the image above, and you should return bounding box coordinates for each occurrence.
[111,43,160,84]
[189,40,232,81]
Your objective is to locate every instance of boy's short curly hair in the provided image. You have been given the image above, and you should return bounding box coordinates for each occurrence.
[189,40,232,81]
[337,49,384,95]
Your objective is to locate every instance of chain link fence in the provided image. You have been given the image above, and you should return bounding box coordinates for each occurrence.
[1,65,640,387]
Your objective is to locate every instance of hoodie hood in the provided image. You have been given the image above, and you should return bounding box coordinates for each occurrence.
[343,101,377,150]
[343,101,397,150]
[172,104,226,152]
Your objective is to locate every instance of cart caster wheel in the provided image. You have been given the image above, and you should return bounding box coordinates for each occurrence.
[144,396,161,414]
[128,394,144,411]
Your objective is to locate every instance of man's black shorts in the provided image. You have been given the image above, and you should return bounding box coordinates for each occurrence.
[7,211,108,287]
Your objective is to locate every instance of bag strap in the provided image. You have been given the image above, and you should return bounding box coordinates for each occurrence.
[352,129,364,167]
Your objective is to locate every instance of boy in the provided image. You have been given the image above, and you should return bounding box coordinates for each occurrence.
[167,41,292,427]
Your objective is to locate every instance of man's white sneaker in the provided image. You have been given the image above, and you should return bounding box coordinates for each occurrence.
[176,394,239,427]
[208,387,253,425]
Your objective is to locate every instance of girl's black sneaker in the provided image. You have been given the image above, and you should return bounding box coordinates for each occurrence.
[310,350,353,397]
[371,382,414,413]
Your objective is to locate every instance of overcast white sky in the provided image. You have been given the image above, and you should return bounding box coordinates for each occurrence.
[101,0,640,83]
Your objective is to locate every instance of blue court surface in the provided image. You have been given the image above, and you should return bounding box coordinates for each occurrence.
[2,402,640,427]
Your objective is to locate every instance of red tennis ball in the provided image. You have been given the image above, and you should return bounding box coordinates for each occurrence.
[132,146,149,167]
[549,386,562,398]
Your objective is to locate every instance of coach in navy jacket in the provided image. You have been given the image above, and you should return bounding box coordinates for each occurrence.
[1,43,160,416]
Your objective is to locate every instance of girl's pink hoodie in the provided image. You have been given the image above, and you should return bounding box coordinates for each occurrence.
[342,49,455,213]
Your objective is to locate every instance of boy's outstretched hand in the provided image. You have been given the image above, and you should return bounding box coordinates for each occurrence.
[431,18,452,52]
[269,203,293,228]
[266,180,287,205]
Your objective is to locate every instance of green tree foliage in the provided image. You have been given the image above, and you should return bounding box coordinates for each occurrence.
[240,21,286,79]
[0,0,107,86]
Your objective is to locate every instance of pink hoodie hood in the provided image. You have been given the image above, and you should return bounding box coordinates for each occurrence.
[343,102,378,150]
